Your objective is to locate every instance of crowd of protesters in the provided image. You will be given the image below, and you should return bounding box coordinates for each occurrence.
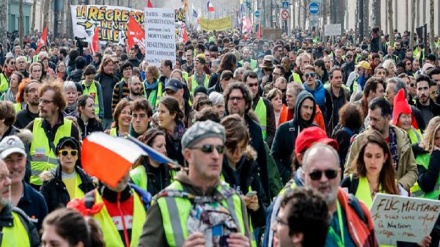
[0,24,440,247]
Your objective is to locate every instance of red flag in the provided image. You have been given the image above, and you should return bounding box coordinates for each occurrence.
[147,0,153,8]
[127,15,145,54]
[36,24,48,53]
[182,23,188,43]
[89,26,100,54]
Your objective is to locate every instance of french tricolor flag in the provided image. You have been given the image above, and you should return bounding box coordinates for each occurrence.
[207,1,215,12]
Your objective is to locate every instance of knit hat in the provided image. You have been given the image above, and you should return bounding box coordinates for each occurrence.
[295,127,338,155]
[391,89,411,126]
[181,120,225,153]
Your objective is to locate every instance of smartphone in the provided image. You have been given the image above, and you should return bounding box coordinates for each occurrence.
[246,191,257,197]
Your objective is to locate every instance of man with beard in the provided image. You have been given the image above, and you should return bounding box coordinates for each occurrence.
[26,82,80,189]
[69,171,150,247]
[272,91,317,184]
[415,75,440,126]
[346,97,418,191]
[15,80,41,128]
[124,75,144,102]
[15,56,29,78]
[303,144,378,247]
[0,159,40,246]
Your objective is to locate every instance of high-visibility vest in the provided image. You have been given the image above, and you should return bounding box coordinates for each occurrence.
[0,73,8,94]
[354,176,383,209]
[155,180,249,247]
[82,80,100,115]
[254,97,267,140]
[411,153,440,199]
[89,190,146,247]
[145,80,163,108]
[239,59,258,70]
[1,211,31,247]
[110,127,117,137]
[30,118,72,186]
[13,102,23,113]
[130,165,176,194]
[291,72,302,84]
[407,127,422,145]
[189,74,210,94]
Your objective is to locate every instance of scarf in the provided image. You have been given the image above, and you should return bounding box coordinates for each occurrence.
[388,126,399,170]
[3,89,16,103]
[145,79,159,90]
[63,103,78,118]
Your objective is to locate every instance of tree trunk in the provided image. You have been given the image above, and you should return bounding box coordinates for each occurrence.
[370,0,380,28]
[423,0,426,26]
[410,0,416,49]
[31,0,37,32]
[388,0,394,47]
[302,0,307,30]
[0,0,7,51]
[429,0,435,54]
[362,0,369,38]
[406,0,409,31]
[292,0,295,29]
[19,0,24,47]
[336,0,345,26]
[416,0,420,27]
[43,0,50,25]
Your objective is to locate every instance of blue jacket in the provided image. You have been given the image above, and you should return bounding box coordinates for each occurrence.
[303,80,327,118]
[18,181,48,231]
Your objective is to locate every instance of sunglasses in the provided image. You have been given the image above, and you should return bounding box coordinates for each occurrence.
[59,149,78,157]
[410,83,416,88]
[304,72,315,78]
[346,55,353,58]
[308,169,338,181]
[190,144,225,154]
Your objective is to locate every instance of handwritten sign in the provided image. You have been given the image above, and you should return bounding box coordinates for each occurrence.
[370,193,440,245]
[144,8,176,67]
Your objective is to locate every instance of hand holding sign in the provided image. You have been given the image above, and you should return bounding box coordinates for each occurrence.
[370,194,440,246]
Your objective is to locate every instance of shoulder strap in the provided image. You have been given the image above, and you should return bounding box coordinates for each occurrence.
[342,127,354,137]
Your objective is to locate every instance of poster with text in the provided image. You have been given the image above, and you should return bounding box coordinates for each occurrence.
[70,5,144,45]
[370,193,440,245]
[144,8,176,66]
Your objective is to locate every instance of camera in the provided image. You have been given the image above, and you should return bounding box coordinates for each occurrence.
[75,36,88,56]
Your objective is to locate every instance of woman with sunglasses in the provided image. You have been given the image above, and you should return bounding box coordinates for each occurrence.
[3,57,16,79]
[40,137,95,213]
[157,96,185,166]
[220,114,268,229]
[130,129,173,196]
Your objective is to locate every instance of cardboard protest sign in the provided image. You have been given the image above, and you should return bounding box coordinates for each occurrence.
[370,193,440,245]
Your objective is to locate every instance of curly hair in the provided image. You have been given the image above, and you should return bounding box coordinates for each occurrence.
[223,81,253,114]
[39,81,67,112]
[220,114,249,151]
[338,102,364,130]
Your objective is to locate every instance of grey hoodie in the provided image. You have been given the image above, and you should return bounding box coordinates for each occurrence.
[293,91,316,130]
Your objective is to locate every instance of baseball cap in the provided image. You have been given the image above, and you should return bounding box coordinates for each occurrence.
[0,136,26,159]
[356,60,371,70]
[56,137,80,155]
[165,78,184,92]
[295,127,338,156]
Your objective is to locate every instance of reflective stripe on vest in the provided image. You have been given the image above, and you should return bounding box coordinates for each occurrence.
[30,118,72,186]
[411,153,440,199]
[190,74,209,94]
[82,80,100,115]
[93,189,146,247]
[156,180,248,247]
[1,212,31,247]
[254,97,267,139]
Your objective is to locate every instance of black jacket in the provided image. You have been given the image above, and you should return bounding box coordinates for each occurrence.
[15,105,39,129]
[221,147,268,227]
[40,165,95,213]
[136,158,173,196]
[415,99,440,129]
[271,91,316,184]
[76,117,104,139]
[67,69,83,83]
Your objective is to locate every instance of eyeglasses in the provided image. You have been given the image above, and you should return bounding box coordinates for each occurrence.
[59,149,78,157]
[272,72,282,77]
[198,101,212,107]
[39,99,54,105]
[304,72,315,78]
[189,144,225,154]
[276,217,289,226]
[229,96,244,102]
[308,169,338,181]
[10,62,15,65]
[247,82,259,87]
[410,83,416,88]
[346,55,353,58]
[431,91,439,95]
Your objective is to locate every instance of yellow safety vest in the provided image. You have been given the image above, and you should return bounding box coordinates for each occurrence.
[407,127,422,145]
[0,73,8,94]
[81,80,100,115]
[30,118,72,186]
[354,176,383,209]
[91,190,146,247]
[189,74,210,94]
[239,60,258,70]
[254,97,267,140]
[155,180,250,247]
[145,80,163,108]
[291,72,302,84]
[182,71,189,83]
[110,127,117,137]
[130,164,176,194]
[411,153,440,199]
[1,212,31,247]
[13,102,23,113]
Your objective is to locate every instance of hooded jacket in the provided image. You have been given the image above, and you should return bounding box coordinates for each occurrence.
[271,91,317,184]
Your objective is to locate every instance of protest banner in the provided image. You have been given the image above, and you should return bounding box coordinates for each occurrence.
[144,8,176,67]
[199,16,233,31]
[370,193,440,245]
[70,5,144,45]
